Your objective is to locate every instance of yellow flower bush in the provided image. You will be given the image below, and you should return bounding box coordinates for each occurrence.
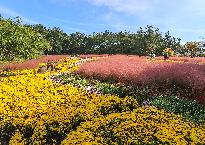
[62,107,205,145]
[148,59,184,64]
[38,63,47,68]
[9,130,25,145]
[163,48,175,56]
[148,58,205,65]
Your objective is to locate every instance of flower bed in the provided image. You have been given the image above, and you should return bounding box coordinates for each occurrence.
[0,56,205,144]
[62,107,205,144]
[75,55,205,103]
[0,55,69,71]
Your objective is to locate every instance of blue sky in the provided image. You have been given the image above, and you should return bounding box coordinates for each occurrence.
[0,0,205,43]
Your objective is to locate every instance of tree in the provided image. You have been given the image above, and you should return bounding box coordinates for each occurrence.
[0,17,51,61]
[184,41,200,57]
[30,25,69,55]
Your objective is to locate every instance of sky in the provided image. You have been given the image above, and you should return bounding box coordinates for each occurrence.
[0,0,205,43]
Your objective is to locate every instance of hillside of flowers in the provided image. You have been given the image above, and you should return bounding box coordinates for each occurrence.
[0,56,205,144]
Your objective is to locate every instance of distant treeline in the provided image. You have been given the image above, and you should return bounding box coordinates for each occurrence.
[1,16,202,61]
[27,24,183,56]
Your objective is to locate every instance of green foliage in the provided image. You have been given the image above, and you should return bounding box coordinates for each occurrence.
[67,32,88,54]
[29,23,183,56]
[0,16,51,61]
[95,82,127,96]
[56,73,128,96]
[28,24,68,55]
[151,96,205,124]
[29,25,90,55]
[87,27,182,56]
[0,15,193,57]
[0,70,15,77]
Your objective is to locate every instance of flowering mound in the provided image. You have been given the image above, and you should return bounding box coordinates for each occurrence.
[0,57,138,144]
[75,55,205,103]
[62,107,205,144]
[0,56,205,144]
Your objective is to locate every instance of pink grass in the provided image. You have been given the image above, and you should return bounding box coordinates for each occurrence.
[75,55,205,103]
[0,55,69,71]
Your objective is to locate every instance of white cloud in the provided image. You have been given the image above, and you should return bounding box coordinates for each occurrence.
[0,5,38,24]
[87,0,158,14]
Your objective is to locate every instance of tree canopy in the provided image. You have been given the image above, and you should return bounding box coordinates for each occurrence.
[1,15,187,60]
[0,16,51,61]
[29,24,182,56]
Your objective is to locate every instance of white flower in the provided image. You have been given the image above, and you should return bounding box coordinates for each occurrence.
[86,86,92,91]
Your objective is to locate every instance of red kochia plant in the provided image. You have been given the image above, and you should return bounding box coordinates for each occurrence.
[75,55,205,103]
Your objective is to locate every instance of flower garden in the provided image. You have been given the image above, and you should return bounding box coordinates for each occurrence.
[0,55,205,144]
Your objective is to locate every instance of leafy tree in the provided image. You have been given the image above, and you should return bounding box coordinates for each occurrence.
[0,16,51,61]
[198,39,205,55]
[29,25,69,54]
[67,32,88,54]
[184,41,200,57]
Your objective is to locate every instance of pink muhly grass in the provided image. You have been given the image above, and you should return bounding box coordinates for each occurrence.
[0,55,69,71]
[75,55,205,103]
